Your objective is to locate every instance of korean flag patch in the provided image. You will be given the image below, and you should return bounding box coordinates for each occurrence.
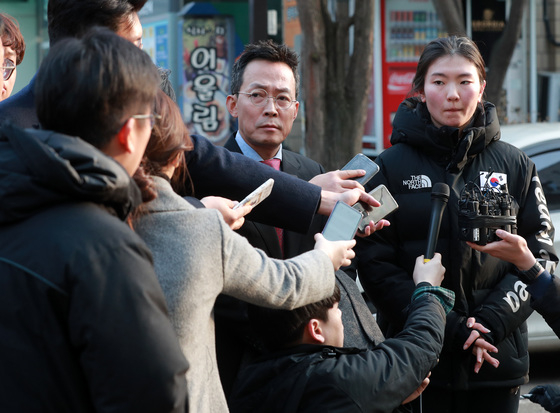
[480,171,508,191]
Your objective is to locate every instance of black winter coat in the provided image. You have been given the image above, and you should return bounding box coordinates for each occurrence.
[229,292,447,413]
[356,98,558,391]
[0,125,189,412]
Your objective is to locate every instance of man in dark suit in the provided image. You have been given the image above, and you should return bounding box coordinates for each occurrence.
[224,134,325,257]
[215,40,386,400]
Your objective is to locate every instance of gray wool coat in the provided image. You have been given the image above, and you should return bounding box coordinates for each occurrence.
[134,177,336,413]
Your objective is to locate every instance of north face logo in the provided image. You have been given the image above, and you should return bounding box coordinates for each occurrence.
[403,175,432,189]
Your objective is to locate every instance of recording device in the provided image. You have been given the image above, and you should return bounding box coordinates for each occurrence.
[340,153,380,186]
[352,184,399,233]
[322,201,363,241]
[233,178,274,210]
[425,183,450,261]
[458,175,518,245]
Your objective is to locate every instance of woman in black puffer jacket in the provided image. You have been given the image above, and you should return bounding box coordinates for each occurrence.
[356,36,558,413]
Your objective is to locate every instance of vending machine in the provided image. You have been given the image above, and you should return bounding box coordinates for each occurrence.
[380,0,445,149]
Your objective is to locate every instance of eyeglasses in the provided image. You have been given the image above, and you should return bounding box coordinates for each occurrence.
[2,59,16,81]
[237,89,297,110]
[131,113,162,129]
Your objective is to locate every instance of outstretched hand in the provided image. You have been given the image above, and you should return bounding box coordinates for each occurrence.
[200,196,252,230]
[318,188,381,217]
[309,169,366,193]
[313,233,356,271]
[412,254,445,286]
[466,229,537,271]
[358,219,391,237]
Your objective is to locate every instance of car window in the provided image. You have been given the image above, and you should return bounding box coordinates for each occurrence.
[531,150,560,211]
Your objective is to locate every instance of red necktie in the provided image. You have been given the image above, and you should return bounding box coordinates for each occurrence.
[260,158,284,257]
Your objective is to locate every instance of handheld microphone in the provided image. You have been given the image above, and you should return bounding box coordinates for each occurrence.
[424,183,450,262]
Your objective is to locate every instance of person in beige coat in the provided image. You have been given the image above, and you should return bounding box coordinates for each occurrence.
[132,90,356,413]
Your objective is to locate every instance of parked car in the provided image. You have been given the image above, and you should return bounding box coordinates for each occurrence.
[500,122,560,351]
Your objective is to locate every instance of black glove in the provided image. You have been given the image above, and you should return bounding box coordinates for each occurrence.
[527,384,560,413]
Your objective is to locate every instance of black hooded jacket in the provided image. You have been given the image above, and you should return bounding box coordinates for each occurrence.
[229,292,448,413]
[0,124,188,412]
[356,98,558,391]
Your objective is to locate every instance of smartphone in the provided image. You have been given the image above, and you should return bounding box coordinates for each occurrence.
[233,178,274,210]
[322,201,363,241]
[340,153,380,186]
[353,184,399,232]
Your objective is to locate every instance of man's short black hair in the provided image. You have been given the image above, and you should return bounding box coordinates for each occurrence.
[230,40,300,99]
[47,0,147,45]
[249,284,341,352]
[35,27,159,149]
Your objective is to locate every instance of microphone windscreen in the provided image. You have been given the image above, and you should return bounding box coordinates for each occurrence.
[432,182,450,202]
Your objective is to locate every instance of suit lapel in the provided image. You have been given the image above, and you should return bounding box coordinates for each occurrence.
[225,133,283,259]
[281,150,305,258]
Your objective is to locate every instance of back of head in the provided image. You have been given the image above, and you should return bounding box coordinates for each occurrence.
[249,285,341,352]
[230,39,300,98]
[144,89,193,194]
[411,36,486,95]
[47,0,147,45]
[0,13,26,65]
[35,27,160,149]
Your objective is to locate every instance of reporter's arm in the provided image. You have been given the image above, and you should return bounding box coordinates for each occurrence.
[186,134,320,233]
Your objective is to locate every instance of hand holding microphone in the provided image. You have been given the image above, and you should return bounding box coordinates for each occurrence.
[414,253,445,286]
[414,183,449,286]
[424,183,450,262]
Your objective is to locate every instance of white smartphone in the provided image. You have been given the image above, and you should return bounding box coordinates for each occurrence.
[340,153,380,186]
[353,184,399,232]
[322,201,363,241]
[233,178,275,210]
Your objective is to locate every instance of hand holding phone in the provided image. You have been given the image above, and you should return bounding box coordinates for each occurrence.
[322,201,363,241]
[233,178,274,210]
[316,203,359,270]
[353,184,399,232]
[340,153,379,186]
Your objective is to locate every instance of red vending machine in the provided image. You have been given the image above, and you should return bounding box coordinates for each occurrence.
[381,0,445,149]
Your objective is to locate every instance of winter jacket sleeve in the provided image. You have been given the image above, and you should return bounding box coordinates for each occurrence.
[313,292,447,413]
[530,274,560,339]
[185,134,322,233]
[69,234,188,413]
[466,272,533,346]
[517,161,558,272]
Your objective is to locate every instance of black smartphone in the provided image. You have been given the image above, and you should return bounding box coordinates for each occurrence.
[322,201,363,241]
[340,153,380,186]
[353,184,399,232]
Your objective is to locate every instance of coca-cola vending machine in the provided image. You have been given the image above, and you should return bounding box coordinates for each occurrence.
[380,0,444,149]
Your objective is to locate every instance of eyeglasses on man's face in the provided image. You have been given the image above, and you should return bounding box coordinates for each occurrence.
[2,59,16,81]
[131,113,162,129]
[236,88,297,110]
